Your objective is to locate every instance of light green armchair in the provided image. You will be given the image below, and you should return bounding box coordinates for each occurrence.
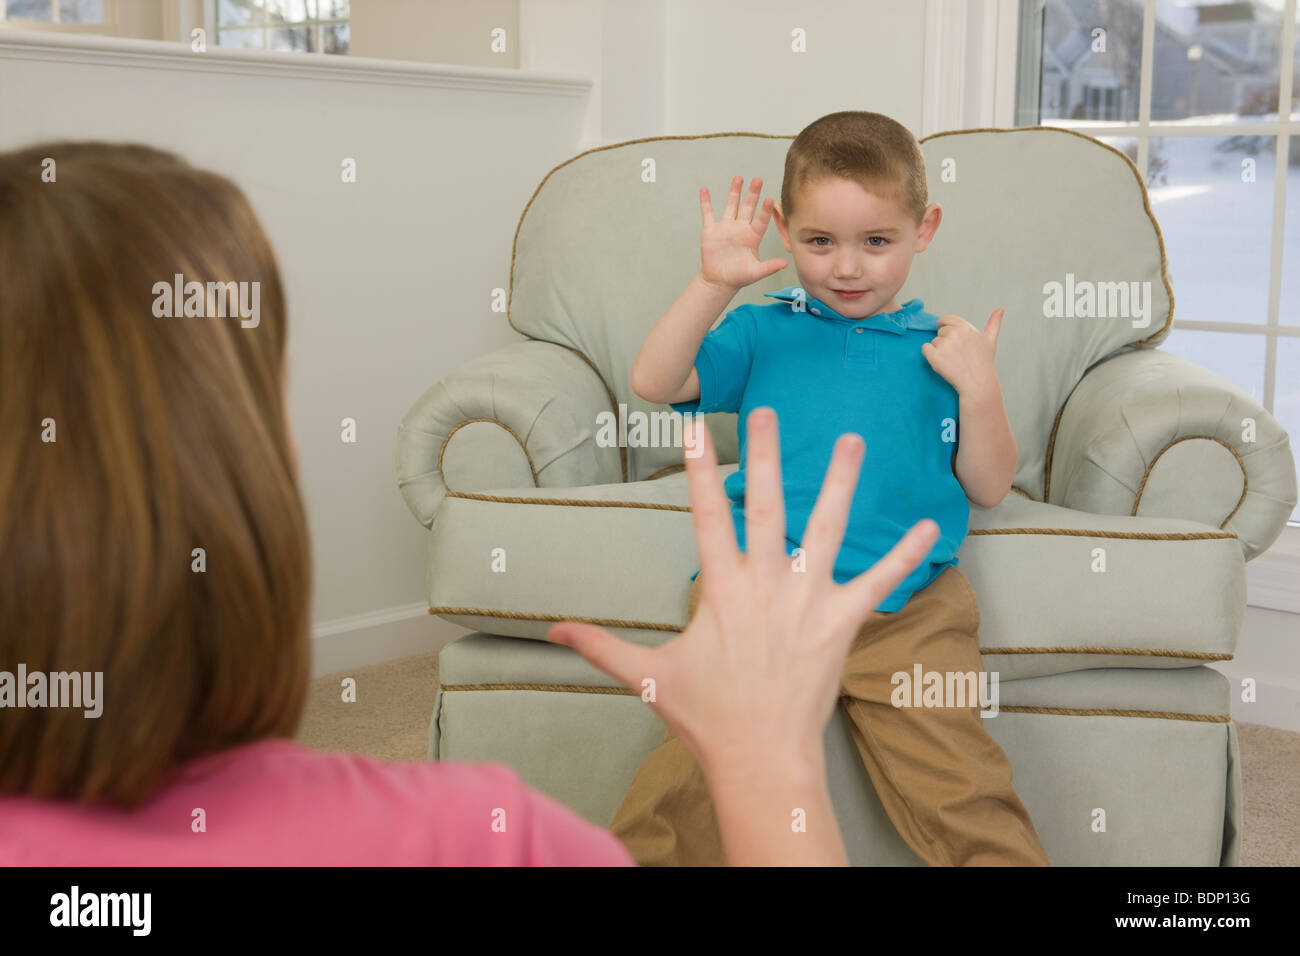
[396,128,1297,865]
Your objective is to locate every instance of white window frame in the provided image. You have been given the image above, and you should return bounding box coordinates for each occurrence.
[203,0,349,54]
[928,0,1300,610]
[0,0,116,32]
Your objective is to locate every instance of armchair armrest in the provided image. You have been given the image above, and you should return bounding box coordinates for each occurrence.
[396,340,624,529]
[1046,348,1297,560]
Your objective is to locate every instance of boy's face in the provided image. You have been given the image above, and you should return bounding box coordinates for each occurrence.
[773,176,941,320]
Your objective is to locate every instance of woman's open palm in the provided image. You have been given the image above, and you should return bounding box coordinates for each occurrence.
[699,176,788,291]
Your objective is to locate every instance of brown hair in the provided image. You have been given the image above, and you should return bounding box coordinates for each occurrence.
[0,142,312,809]
[781,111,928,227]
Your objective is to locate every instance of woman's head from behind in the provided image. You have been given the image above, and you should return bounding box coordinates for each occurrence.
[0,142,311,808]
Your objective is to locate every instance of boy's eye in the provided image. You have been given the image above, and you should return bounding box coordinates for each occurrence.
[807,236,888,247]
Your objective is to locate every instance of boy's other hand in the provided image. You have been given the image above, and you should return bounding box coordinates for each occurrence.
[921,308,1004,396]
[698,176,788,293]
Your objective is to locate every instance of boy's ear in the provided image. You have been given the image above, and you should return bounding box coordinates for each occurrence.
[913,202,942,252]
[773,201,793,252]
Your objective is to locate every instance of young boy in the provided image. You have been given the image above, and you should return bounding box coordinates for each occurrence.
[619,111,1050,866]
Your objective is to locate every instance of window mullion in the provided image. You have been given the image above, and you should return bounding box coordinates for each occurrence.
[1263,0,1297,413]
[1134,0,1157,179]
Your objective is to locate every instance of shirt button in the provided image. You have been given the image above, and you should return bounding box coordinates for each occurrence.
[855,328,864,333]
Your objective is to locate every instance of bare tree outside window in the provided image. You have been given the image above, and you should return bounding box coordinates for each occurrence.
[216,0,350,55]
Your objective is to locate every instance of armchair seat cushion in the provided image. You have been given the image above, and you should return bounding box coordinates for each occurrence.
[427,469,1244,681]
[431,633,1241,866]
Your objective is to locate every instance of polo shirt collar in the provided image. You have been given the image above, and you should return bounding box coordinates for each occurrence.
[763,285,934,333]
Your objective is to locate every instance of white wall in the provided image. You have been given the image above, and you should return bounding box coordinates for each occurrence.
[0,30,590,675]
[520,0,938,148]
[349,0,520,68]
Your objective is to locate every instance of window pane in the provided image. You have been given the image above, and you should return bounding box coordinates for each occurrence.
[218,28,265,49]
[1149,135,1275,324]
[1040,0,1144,125]
[6,0,52,21]
[266,0,312,22]
[218,0,264,28]
[57,0,102,22]
[319,0,349,18]
[1160,329,1266,407]
[1151,0,1287,125]
[1275,337,1300,522]
[269,25,313,52]
[322,22,348,54]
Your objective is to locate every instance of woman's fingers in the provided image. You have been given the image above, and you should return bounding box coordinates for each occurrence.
[683,416,742,585]
[798,433,866,581]
[837,519,939,623]
[742,407,787,575]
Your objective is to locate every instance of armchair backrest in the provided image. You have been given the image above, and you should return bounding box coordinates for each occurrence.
[507,128,1171,496]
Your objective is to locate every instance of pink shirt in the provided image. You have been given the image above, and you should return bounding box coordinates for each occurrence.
[0,738,636,866]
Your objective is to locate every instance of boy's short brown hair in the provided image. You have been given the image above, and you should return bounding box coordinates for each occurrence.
[781,110,928,227]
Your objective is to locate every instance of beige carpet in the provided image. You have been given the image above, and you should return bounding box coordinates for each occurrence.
[295,650,1299,866]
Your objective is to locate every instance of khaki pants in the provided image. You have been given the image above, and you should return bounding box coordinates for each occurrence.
[609,566,1050,866]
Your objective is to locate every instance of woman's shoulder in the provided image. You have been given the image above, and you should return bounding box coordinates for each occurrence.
[0,739,635,867]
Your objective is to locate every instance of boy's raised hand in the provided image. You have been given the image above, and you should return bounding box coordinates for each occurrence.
[698,176,788,292]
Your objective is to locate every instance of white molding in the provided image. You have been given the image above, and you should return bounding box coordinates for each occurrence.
[991,0,1020,127]
[1246,552,1300,615]
[311,602,466,678]
[1210,663,1300,734]
[0,27,592,95]
[1246,525,1300,615]
[923,0,967,136]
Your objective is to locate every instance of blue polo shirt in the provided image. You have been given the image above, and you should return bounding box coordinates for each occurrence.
[670,285,969,613]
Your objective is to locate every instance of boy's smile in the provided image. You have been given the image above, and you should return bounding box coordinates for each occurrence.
[773,176,942,321]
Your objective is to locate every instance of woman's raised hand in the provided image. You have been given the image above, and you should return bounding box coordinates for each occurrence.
[546,409,938,787]
[698,176,788,293]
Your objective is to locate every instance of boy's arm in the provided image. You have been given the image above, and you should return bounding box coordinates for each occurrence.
[631,176,786,406]
[953,381,1017,508]
[631,274,736,406]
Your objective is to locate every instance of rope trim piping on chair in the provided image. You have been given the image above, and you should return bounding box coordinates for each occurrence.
[437,491,1239,544]
[645,463,686,481]
[438,417,540,492]
[434,682,1230,721]
[1131,435,1249,529]
[423,608,1231,661]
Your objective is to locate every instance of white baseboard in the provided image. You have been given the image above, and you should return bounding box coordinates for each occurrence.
[1210,663,1300,735]
[310,603,467,678]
